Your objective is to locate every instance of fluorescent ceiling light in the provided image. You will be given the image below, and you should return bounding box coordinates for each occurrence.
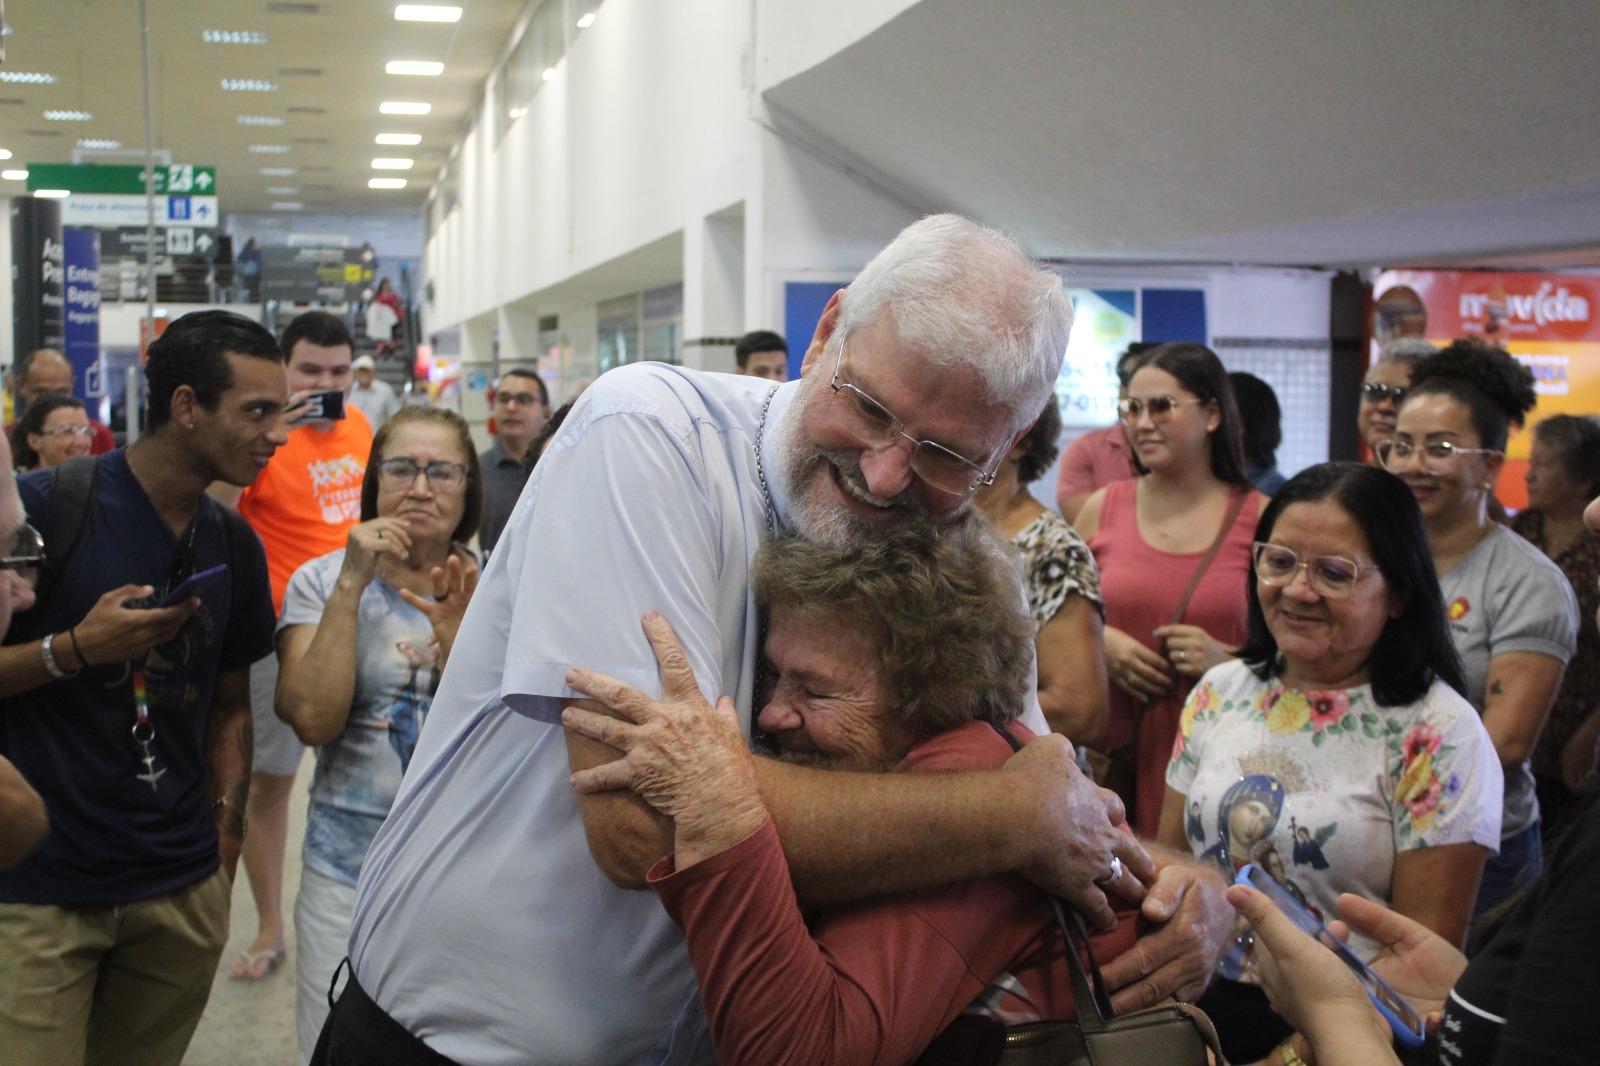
[1,169,27,181]
[576,13,596,28]
[507,107,526,119]
[541,68,556,82]
[368,177,408,190]
[43,109,92,121]
[371,157,414,170]
[248,144,291,154]
[34,189,70,199]
[237,114,285,126]
[266,185,299,194]
[271,201,304,211]
[77,138,121,150]
[394,5,461,22]
[203,30,268,44]
[375,132,421,145]
[0,71,56,84]
[385,60,444,76]
[379,101,431,115]
[0,149,12,160]
[221,79,277,92]
[259,166,297,176]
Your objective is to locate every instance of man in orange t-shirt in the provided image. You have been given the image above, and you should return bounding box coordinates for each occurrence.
[227,311,373,980]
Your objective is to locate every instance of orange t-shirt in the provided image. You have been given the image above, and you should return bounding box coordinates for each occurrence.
[238,409,373,612]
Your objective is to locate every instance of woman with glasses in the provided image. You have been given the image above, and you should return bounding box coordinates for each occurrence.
[1379,340,1578,922]
[9,394,92,472]
[1157,462,1501,1064]
[273,407,482,1065]
[1357,338,1436,463]
[1076,342,1264,835]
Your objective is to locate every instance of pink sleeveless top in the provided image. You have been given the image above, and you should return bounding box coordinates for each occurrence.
[1088,478,1260,836]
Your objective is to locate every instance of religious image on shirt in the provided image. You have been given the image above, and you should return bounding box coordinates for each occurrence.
[387,639,440,772]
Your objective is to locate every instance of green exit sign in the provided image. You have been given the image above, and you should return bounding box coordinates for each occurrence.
[26,163,217,195]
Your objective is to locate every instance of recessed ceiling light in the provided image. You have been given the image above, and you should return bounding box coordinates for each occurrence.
[202,30,268,44]
[266,185,299,194]
[0,71,56,84]
[237,114,285,126]
[394,5,462,23]
[34,189,70,199]
[541,68,556,82]
[371,157,414,170]
[43,109,92,121]
[271,201,304,211]
[507,107,526,119]
[375,132,421,145]
[221,79,277,92]
[0,149,12,160]
[0,169,27,180]
[379,101,430,115]
[386,60,444,77]
[576,12,596,28]
[248,144,292,154]
[77,138,121,150]
[368,177,408,190]
[259,166,297,176]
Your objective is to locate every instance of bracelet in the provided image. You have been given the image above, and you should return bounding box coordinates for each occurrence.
[67,626,93,670]
[40,633,78,680]
[1276,1037,1310,1066]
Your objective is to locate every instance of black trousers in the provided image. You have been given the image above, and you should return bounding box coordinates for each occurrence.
[309,961,459,1066]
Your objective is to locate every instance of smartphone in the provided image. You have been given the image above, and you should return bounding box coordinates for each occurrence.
[160,564,229,607]
[1235,863,1427,1048]
[288,389,346,422]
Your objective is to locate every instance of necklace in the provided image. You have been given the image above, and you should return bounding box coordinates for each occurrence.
[753,385,779,536]
[128,511,203,793]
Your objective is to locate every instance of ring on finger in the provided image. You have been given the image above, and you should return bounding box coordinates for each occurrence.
[1097,856,1124,884]
[1174,649,1185,663]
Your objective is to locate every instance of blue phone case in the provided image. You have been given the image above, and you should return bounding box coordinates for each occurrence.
[1235,863,1427,1048]
[161,563,229,606]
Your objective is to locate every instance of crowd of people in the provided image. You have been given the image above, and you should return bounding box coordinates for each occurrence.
[0,213,1594,1066]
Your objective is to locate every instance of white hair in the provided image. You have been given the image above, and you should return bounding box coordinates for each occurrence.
[837,214,1070,431]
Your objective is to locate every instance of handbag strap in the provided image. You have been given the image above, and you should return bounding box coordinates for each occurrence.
[1167,486,1249,627]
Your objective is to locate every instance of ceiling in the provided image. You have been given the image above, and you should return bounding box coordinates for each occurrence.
[763,0,1600,270]
[0,0,526,214]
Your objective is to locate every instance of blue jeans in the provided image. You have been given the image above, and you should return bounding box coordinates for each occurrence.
[1469,819,1542,952]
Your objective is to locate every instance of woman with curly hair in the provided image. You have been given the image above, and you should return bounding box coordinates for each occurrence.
[975,398,1109,745]
[1378,339,1579,921]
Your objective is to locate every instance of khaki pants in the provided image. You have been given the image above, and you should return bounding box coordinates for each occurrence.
[0,866,231,1066]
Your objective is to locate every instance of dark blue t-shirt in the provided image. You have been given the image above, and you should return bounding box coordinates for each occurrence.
[0,450,274,905]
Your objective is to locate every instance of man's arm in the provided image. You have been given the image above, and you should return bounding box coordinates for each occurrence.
[206,667,253,879]
[0,754,46,868]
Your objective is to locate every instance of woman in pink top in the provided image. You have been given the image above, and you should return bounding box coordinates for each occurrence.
[1077,343,1265,835]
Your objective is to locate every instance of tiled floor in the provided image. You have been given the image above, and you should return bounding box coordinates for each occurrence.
[185,755,309,1065]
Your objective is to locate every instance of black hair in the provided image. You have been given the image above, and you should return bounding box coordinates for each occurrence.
[279,310,354,359]
[1015,398,1061,485]
[1116,341,1160,389]
[522,401,575,482]
[1131,342,1249,485]
[145,310,282,430]
[1404,339,1536,452]
[1229,372,1283,469]
[498,367,549,408]
[735,330,787,370]
[1236,462,1466,706]
[1532,414,1600,500]
[10,393,86,469]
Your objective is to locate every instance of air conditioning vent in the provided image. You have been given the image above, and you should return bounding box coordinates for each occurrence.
[286,105,326,114]
[278,67,323,77]
[266,3,320,14]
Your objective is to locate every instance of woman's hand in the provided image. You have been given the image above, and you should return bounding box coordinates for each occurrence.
[1154,623,1233,679]
[398,552,479,666]
[1104,625,1171,699]
[339,517,414,588]
[1227,885,1397,1063]
[563,613,765,867]
[1327,892,1465,1024]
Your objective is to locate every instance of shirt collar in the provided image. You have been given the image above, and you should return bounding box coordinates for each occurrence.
[758,380,801,533]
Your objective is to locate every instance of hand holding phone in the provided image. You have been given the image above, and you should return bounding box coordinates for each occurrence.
[286,389,346,424]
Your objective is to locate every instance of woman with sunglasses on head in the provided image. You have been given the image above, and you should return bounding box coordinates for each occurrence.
[9,394,93,472]
[1378,340,1578,925]
[273,407,482,1065]
[1076,342,1266,835]
[1157,462,1501,1065]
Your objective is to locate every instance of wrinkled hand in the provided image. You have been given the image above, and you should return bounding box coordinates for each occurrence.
[73,584,199,666]
[1004,734,1154,930]
[1153,623,1232,680]
[1103,858,1234,1010]
[1328,893,1464,1025]
[563,613,765,865]
[398,552,479,665]
[341,517,413,586]
[1229,885,1393,1056]
[1104,625,1171,699]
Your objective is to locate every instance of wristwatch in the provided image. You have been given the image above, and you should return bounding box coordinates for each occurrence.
[40,633,76,680]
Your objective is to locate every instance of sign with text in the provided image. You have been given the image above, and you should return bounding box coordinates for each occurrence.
[63,228,101,400]
[26,163,217,196]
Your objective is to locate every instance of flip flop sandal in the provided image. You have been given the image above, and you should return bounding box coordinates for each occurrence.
[228,947,286,981]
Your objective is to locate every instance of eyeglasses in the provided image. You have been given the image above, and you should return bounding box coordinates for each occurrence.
[39,425,94,439]
[377,456,469,489]
[828,337,997,497]
[494,391,542,408]
[1117,395,1207,422]
[0,524,45,590]
[1252,542,1380,599]
[1374,439,1501,470]
[1360,382,1407,404]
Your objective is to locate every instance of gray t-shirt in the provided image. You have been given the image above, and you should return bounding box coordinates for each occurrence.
[1438,523,1578,837]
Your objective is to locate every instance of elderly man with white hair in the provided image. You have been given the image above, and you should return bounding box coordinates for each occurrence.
[315,215,1233,1066]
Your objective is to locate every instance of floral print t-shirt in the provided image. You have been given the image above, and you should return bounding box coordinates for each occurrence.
[1166,660,1502,963]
